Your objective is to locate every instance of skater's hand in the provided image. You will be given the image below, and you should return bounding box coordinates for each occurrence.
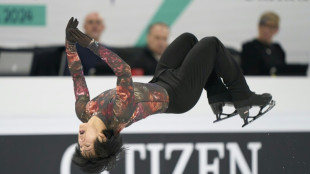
[69,27,93,47]
[66,17,79,43]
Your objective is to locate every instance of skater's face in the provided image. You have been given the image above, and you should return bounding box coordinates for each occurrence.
[78,123,106,157]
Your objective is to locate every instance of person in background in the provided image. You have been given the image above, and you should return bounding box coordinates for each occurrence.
[132,22,170,75]
[64,12,108,75]
[241,11,286,75]
[83,12,105,42]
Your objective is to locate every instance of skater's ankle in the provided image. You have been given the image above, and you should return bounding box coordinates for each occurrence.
[208,92,230,104]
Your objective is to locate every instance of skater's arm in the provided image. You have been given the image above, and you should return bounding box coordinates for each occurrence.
[66,41,91,122]
[66,18,90,122]
[87,40,135,122]
[69,28,135,122]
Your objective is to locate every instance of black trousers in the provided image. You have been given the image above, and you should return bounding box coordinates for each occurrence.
[150,33,251,113]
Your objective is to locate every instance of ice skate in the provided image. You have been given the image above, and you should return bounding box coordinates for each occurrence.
[234,93,276,127]
[209,92,238,123]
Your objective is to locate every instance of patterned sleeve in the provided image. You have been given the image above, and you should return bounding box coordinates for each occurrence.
[87,40,136,122]
[66,40,90,122]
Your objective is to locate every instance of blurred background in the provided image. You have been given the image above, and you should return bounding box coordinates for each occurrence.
[0,0,309,174]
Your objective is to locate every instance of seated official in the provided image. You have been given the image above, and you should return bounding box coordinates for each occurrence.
[64,12,112,75]
[131,22,170,75]
[241,12,286,76]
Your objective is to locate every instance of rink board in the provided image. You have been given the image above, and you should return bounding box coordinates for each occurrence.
[0,77,309,174]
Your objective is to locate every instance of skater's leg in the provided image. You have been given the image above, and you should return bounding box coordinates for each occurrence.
[177,36,251,102]
[204,70,240,121]
[152,33,198,78]
[171,37,223,111]
[150,33,202,113]
[204,71,228,103]
[204,70,237,121]
[177,36,273,125]
[200,38,274,125]
[206,37,252,102]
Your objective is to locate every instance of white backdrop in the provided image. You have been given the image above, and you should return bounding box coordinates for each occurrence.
[0,0,309,63]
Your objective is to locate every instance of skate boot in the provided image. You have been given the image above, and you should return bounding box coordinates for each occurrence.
[209,92,238,123]
[234,92,276,127]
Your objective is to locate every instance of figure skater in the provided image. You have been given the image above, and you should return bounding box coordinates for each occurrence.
[65,18,275,173]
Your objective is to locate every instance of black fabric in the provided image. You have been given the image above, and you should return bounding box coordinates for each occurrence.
[131,46,158,75]
[204,70,228,103]
[276,64,308,76]
[64,43,104,75]
[31,46,64,76]
[241,39,286,75]
[151,33,251,113]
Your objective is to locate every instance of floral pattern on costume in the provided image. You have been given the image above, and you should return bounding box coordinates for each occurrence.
[66,40,169,133]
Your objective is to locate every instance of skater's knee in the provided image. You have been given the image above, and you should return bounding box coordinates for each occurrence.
[200,36,219,45]
[196,36,220,51]
[179,32,198,44]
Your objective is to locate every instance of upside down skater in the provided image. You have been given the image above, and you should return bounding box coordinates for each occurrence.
[65,18,275,173]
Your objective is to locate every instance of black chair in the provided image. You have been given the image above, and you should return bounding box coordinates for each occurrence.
[30,46,65,76]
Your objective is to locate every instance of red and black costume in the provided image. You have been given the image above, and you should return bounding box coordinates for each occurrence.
[66,39,169,134]
[66,33,254,132]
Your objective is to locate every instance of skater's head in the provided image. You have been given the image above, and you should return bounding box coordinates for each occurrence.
[147,22,170,56]
[258,11,280,43]
[73,126,124,173]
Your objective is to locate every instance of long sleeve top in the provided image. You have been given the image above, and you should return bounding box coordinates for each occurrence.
[65,40,169,134]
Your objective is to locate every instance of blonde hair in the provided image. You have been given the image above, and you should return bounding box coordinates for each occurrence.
[259,11,280,27]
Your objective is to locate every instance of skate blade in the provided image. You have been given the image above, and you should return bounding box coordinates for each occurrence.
[242,100,276,128]
[213,110,238,123]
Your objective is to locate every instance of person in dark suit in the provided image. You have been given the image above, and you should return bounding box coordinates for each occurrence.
[64,12,110,75]
[132,22,170,75]
[241,12,286,76]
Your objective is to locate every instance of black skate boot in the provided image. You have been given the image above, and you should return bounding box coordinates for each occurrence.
[234,92,276,127]
[209,92,238,123]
